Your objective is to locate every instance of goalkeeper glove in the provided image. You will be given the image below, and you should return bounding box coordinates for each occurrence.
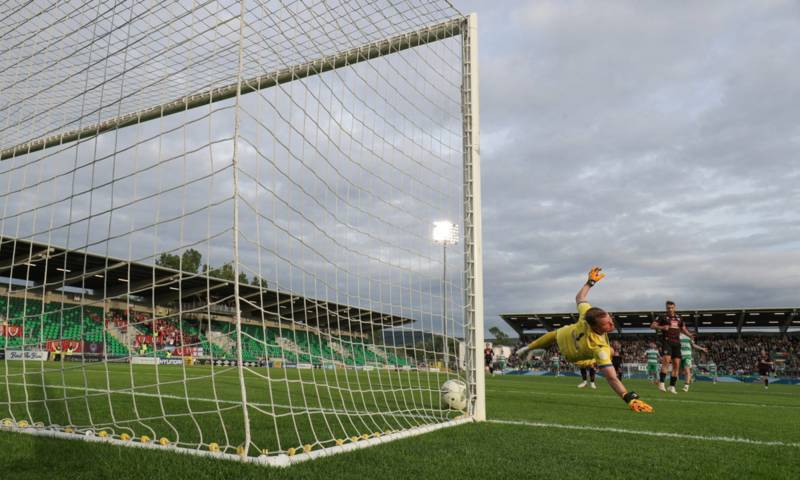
[623,391,653,413]
[514,345,531,359]
[587,266,605,287]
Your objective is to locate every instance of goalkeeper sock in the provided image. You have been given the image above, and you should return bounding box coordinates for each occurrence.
[527,330,557,350]
[580,368,588,381]
[589,368,596,382]
[670,375,677,387]
[659,372,666,383]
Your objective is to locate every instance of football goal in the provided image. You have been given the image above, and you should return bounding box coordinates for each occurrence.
[0,0,483,466]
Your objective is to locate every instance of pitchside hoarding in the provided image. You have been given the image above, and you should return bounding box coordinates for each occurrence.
[6,350,48,361]
[45,340,105,354]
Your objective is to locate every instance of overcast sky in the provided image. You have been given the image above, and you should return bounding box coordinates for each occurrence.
[453,0,800,334]
[0,2,465,336]
[2,1,799,339]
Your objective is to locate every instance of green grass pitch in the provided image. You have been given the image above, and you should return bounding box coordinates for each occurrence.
[0,365,798,479]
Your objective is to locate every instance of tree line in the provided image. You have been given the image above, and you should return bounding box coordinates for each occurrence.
[155,248,268,288]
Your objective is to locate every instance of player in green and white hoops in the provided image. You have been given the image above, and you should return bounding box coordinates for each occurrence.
[707,360,717,383]
[679,333,707,391]
[644,342,660,384]
[550,353,561,376]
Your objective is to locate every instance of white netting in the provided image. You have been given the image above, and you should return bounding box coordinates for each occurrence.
[0,0,480,462]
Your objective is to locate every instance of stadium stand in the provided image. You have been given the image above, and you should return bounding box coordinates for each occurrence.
[496,335,799,378]
[499,310,800,378]
[0,293,411,368]
[1,296,128,355]
[0,238,416,368]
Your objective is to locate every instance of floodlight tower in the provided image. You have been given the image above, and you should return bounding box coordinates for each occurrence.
[433,220,459,370]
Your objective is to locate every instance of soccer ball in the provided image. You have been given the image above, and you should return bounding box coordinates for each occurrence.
[440,379,467,411]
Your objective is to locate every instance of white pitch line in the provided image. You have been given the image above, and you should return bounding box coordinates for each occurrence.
[487,388,800,409]
[488,419,800,448]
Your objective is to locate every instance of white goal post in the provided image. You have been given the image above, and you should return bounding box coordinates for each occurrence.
[0,1,482,465]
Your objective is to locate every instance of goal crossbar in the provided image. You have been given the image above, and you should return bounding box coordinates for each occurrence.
[0,17,463,161]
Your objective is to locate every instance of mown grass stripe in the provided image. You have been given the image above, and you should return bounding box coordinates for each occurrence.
[487,418,800,448]
[487,387,800,409]
[0,380,441,420]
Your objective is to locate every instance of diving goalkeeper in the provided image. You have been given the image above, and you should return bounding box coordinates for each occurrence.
[515,267,654,413]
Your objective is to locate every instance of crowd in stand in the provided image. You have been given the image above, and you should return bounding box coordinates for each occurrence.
[104,311,130,332]
[106,309,198,351]
[699,335,799,375]
[505,334,800,376]
[151,316,185,348]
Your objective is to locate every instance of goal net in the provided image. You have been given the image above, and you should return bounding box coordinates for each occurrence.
[0,0,483,465]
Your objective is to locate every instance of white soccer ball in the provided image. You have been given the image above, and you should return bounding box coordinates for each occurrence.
[440,379,467,411]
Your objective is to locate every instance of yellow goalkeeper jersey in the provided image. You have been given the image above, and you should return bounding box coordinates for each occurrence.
[555,302,613,368]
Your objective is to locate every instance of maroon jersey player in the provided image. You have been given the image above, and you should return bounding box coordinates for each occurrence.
[650,300,692,394]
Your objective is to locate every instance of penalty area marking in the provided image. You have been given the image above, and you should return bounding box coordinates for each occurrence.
[487,419,800,448]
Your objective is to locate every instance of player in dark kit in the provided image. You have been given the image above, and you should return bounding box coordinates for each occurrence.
[611,340,624,379]
[484,346,494,374]
[650,300,692,394]
[757,351,774,390]
[577,366,596,389]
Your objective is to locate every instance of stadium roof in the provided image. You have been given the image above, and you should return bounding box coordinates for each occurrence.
[501,307,800,336]
[0,236,412,331]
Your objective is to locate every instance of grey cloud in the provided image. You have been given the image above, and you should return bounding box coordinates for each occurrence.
[456,0,800,333]
[4,1,797,342]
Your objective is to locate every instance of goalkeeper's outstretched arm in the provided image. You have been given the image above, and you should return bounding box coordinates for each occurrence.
[599,365,654,413]
[576,266,604,305]
[599,365,627,398]
[518,267,606,360]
